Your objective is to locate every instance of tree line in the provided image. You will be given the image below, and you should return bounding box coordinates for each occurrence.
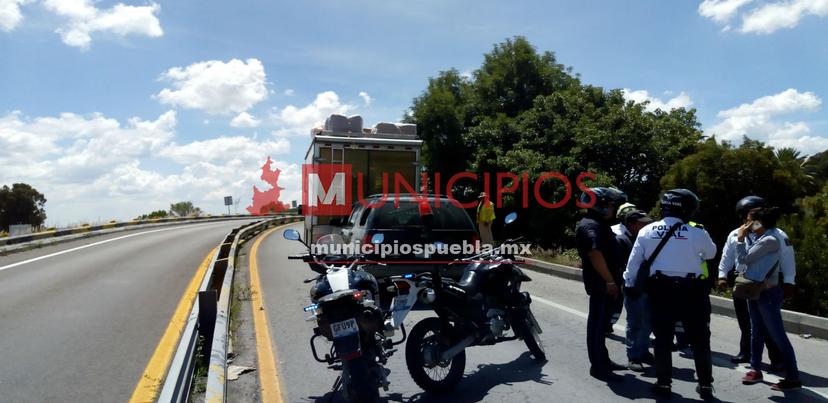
[407,36,828,316]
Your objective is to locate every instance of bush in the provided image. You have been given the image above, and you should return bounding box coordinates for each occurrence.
[779,185,828,316]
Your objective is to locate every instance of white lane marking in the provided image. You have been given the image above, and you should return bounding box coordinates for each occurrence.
[0,222,225,272]
[532,293,828,399]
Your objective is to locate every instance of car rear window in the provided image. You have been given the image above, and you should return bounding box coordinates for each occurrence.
[369,200,474,230]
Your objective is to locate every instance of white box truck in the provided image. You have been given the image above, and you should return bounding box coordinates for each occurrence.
[303,115,423,242]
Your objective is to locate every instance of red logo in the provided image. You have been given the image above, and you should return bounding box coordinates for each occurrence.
[302,164,353,216]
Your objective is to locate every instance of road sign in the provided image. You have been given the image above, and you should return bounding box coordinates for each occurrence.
[224,196,233,206]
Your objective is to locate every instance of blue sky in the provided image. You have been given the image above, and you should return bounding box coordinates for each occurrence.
[2,0,827,225]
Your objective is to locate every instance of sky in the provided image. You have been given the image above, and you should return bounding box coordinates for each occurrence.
[2,0,827,226]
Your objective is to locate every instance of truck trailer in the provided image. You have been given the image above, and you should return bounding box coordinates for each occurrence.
[303,114,423,242]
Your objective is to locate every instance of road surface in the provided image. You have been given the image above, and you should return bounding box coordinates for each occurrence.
[0,219,257,402]
[253,223,828,402]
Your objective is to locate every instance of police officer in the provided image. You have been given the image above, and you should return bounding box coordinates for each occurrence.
[576,187,628,382]
[717,196,791,370]
[624,189,717,399]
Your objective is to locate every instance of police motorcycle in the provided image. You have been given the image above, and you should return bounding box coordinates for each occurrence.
[399,212,546,394]
[283,229,416,402]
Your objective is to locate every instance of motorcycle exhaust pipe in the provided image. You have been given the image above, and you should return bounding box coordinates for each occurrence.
[440,335,475,362]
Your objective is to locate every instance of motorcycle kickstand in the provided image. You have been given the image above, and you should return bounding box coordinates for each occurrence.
[328,375,342,402]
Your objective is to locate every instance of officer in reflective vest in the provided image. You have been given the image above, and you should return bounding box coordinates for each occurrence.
[674,221,710,356]
[624,189,717,399]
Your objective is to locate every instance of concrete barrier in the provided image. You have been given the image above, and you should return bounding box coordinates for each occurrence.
[0,215,291,255]
[521,257,828,340]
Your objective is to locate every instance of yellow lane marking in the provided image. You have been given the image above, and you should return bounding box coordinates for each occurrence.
[129,248,218,403]
[249,226,286,403]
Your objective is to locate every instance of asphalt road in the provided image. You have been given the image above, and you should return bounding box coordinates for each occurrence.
[0,219,258,403]
[256,223,828,402]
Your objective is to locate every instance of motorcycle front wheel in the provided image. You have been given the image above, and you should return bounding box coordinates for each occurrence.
[341,356,380,403]
[405,317,466,394]
[513,307,547,361]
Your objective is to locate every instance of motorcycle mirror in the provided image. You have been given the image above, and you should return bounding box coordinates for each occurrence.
[504,212,518,225]
[371,233,385,244]
[283,229,301,241]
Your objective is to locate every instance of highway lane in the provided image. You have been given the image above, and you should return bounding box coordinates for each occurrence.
[0,219,258,403]
[255,223,828,402]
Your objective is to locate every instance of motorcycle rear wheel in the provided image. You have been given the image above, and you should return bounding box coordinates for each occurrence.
[405,317,466,394]
[341,356,380,403]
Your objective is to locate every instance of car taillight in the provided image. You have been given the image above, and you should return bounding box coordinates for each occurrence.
[362,233,372,245]
[353,291,363,301]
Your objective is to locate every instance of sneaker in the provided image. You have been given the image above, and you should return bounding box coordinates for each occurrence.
[730,354,750,364]
[697,385,715,400]
[771,379,802,391]
[742,370,763,385]
[628,361,645,372]
[608,361,627,371]
[652,383,672,397]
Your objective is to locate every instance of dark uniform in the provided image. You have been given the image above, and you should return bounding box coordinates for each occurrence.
[575,187,627,378]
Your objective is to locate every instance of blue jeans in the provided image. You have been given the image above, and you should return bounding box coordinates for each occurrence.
[748,286,800,380]
[624,290,652,361]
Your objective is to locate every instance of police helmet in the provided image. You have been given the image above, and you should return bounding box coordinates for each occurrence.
[735,196,766,219]
[579,187,628,217]
[661,188,700,221]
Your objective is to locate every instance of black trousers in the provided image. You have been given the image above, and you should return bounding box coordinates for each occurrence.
[587,292,616,370]
[649,276,713,386]
[734,296,783,364]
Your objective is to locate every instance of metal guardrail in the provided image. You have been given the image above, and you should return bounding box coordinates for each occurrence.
[159,215,303,403]
[0,214,295,247]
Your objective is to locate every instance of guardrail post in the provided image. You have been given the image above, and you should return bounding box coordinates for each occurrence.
[198,290,218,357]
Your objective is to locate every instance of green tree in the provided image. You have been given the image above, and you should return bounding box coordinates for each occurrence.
[473,36,579,118]
[407,69,473,184]
[170,201,199,217]
[0,183,47,231]
[136,209,169,220]
[659,138,813,259]
[407,37,703,247]
[779,184,828,315]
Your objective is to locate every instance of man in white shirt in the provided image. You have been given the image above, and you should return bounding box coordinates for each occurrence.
[624,189,717,399]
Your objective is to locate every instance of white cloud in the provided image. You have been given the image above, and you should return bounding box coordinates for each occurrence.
[699,0,828,34]
[270,91,357,136]
[709,88,827,154]
[358,91,372,106]
[741,0,828,33]
[156,58,268,115]
[161,136,289,164]
[0,109,300,225]
[283,89,295,96]
[42,0,163,49]
[0,0,32,32]
[698,0,754,23]
[230,112,261,128]
[622,89,694,112]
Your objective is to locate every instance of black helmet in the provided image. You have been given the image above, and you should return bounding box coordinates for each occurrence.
[579,187,628,217]
[661,189,700,221]
[735,196,766,218]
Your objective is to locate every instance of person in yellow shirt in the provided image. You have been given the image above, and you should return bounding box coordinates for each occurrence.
[477,192,495,245]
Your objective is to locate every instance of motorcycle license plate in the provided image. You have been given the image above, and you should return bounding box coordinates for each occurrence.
[330,318,361,360]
